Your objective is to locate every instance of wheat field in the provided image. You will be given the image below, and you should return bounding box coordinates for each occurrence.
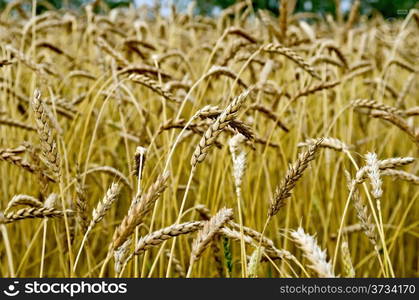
[0,0,418,278]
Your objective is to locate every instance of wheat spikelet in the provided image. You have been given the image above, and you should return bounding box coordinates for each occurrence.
[75,167,89,233]
[370,111,418,147]
[1,207,71,224]
[351,99,404,116]
[195,204,212,220]
[5,45,50,77]
[95,36,129,67]
[379,157,415,169]
[268,138,323,217]
[220,39,251,66]
[165,250,185,278]
[34,19,71,34]
[31,90,61,180]
[0,117,36,131]
[191,88,253,167]
[247,246,263,278]
[341,241,355,278]
[292,80,341,101]
[199,108,255,140]
[135,221,203,255]
[73,183,121,270]
[258,10,282,39]
[5,195,43,212]
[279,0,288,42]
[298,137,349,152]
[120,64,173,80]
[112,171,169,249]
[118,220,203,276]
[129,74,180,103]
[225,26,259,43]
[0,147,37,174]
[353,156,415,184]
[195,204,294,262]
[352,183,378,246]
[317,41,349,69]
[229,134,247,189]
[123,38,156,51]
[382,169,419,185]
[87,183,120,234]
[188,208,233,276]
[262,43,321,79]
[209,236,224,277]
[114,239,131,275]
[291,227,335,277]
[204,66,248,89]
[330,224,363,239]
[219,226,296,262]
[84,166,132,190]
[365,153,383,200]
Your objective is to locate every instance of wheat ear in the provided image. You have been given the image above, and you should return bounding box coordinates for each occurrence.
[268,138,323,217]
[74,183,121,271]
[112,171,169,250]
[262,43,321,79]
[191,88,253,167]
[291,227,335,277]
[187,208,233,277]
[31,90,61,180]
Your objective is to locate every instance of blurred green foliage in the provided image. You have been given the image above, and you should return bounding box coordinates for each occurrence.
[0,0,417,18]
[0,0,132,12]
[195,0,418,18]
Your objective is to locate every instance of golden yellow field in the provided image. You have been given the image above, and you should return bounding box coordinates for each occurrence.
[0,1,418,278]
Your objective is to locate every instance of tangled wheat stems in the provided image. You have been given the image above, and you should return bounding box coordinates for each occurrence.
[1,3,418,278]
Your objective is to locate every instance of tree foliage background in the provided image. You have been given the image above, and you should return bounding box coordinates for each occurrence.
[193,0,418,18]
[0,0,131,11]
[0,0,417,18]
